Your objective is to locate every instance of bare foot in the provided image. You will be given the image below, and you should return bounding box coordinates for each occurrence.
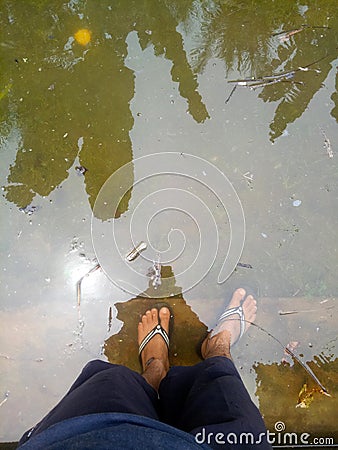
[138,307,170,391]
[201,288,257,360]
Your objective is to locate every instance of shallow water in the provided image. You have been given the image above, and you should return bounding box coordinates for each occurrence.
[1,0,337,443]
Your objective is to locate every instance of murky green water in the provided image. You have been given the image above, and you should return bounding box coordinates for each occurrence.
[1,0,337,443]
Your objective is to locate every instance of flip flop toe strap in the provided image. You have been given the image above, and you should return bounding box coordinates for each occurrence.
[139,324,169,355]
[218,305,245,343]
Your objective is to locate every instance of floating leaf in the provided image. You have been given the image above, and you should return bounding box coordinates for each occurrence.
[74,28,91,46]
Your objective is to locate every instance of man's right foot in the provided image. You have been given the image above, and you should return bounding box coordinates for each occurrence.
[201,288,257,360]
[138,307,170,391]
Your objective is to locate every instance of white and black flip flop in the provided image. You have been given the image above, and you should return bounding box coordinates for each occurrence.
[139,324,170,356]
[210,305,245,345]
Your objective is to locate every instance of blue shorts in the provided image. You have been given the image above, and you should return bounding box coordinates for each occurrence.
[19,357,271,449]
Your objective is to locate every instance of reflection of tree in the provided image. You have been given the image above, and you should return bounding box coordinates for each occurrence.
[1,0,208,215]
[189,0,300,77]
[2,1,135,217]
[136,0,209,123]
[331,71,338,123]
[187,0,337,140]
[259,24,338,141]
[2,0,337,211]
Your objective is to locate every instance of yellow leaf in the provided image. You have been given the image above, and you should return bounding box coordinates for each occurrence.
[74,29,91,46]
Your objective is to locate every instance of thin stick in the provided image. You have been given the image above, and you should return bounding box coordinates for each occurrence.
[247,320,331,394]
[221,317,331,395]
[76,263,100,307]
[0,392,9,407]
[225,85,237,104]
[278,307,333,315]
[108,306,113,333]
[272,25,330,37]
[228,51,334,87]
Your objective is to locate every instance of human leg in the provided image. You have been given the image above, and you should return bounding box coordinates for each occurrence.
[159,289,271,448]
[138,306,171,392]
[20,306,171,445]
[19,362,159,445]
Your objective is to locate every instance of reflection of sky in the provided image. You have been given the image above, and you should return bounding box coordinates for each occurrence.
[1,0,337,441]
[1,156,130,439]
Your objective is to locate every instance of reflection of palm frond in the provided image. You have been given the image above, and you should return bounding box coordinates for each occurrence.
[189,0,300,78]
[188,2,222,73]
[284,83,302,104]
[185,0,337,140]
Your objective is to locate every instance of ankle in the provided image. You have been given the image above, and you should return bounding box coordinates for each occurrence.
[142,358,168,391]
[202,334,232,360]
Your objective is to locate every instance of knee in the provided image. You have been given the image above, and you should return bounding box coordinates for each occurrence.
[82,359,112,372]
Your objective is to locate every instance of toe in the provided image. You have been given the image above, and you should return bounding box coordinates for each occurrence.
[151,308,158,325]
[229,288,246,307]
[141,313,148,326]
[244,295,257,313]
[159,307,170,333]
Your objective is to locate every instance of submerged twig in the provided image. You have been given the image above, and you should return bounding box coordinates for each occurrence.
[228,52,332,89]
[277,28,305,42]
[224,318,331,395]
[272,25,330,41]
[0,391,9,407]
[250,320,331,395]
[125,241,147,261]
[108,306,113,332]
[76,263,100,307]
[278,307,333,315]
[225,85,237,104]
[236,262,253,269]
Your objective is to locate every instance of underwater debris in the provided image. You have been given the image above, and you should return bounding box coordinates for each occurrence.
[273,25,330,43]
[282,341,299,364]
[225,85,237,104]
[125,241,147,262]
[75,165,88,175]
[247,321,331,395]
[0,391,10,407]
[74,29,91,46]
[19,204,39,215]
[108,306,112,332]
[147,256,162,289]
[76,263,100,306]
[227,52,332,91]
[296,383,330,408]
[320,128,334,158]
[236,262,253,269]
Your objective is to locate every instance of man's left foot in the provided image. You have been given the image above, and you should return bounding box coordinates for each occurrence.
[138,307,170,391]
[201,288,257,360]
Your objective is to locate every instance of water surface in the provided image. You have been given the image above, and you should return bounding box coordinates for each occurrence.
[1,0,337,442]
